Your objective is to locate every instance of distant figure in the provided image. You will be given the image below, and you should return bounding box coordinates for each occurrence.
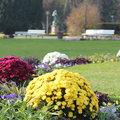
[52,10,58,26]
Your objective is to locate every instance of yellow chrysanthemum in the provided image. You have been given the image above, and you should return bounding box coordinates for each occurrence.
[57,101,61,106]
[107,102,112,106]
[91,113,97,119]
[24,69,99,119]
[58,110,63,115]
[62,101,66,106]
[54,105,59,110]
[116,100,119,105]
[68,112,73,117]
[42,96,46,100]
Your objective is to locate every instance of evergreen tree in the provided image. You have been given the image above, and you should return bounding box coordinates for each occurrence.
[100,0,117,22]
[90,0,118,22]
[0,0,43,34]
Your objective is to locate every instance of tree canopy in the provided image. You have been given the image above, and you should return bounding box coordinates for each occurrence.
[0,0,119,34]
[0,0,43,34]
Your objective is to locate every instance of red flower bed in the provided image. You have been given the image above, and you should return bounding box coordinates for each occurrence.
[0,56,36,83]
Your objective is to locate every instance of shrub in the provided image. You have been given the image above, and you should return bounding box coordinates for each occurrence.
[56,57,91,66]
[98,22,120,35]
[94,91,114,107]
[43,51,69,65]
[65,2,101,34]
[23,56,40,67]
[0,56,36,84]
[9,34,14,38]
[24,69,99,119]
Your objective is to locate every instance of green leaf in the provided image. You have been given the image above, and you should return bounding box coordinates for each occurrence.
[0,83,12,94]
[11,83,19,95]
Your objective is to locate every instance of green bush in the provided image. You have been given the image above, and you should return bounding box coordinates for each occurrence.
[97,22,120,34]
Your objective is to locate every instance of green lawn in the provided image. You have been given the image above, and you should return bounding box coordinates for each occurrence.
[0,38,120,59]
[0,38,120,101]
[66,62,120,101]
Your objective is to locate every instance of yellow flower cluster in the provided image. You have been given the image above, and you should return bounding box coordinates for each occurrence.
[0,34,5,39]
[24,69,99,119]
[49,33,56,35]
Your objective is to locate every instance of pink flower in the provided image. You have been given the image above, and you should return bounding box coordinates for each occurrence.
[2,78,7,82]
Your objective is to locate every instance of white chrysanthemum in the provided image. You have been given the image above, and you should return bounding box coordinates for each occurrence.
[116,50,120,57]
[43,51,69,65]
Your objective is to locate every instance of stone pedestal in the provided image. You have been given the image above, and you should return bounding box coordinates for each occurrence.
[51,25,59,34]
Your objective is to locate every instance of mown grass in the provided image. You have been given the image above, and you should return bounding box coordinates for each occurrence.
[66,62,120,101]
[0,38,120,59]
[0,38,120,101]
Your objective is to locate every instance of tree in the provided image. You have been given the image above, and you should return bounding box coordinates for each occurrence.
[0,0,43,34]
[42,0,120,33]
[116,0,120,22]
[65,2,101,34]
[90,0,118,22]
[43,0,85,32]
[100,0,118,22]
[64,0,83,18]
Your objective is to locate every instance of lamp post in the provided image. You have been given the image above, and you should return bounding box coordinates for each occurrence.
[46,11,50,34]
[84,0,87,32]
[111,15,114,22]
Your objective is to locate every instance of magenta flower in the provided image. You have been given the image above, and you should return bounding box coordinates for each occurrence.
[0,56,36,83]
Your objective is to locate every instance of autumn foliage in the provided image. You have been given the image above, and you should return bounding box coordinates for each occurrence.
[65,2,101,34]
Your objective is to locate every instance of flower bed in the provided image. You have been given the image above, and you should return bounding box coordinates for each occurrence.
[0,54,120,120]
[89,54,120,64]
[56,57,91,66]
